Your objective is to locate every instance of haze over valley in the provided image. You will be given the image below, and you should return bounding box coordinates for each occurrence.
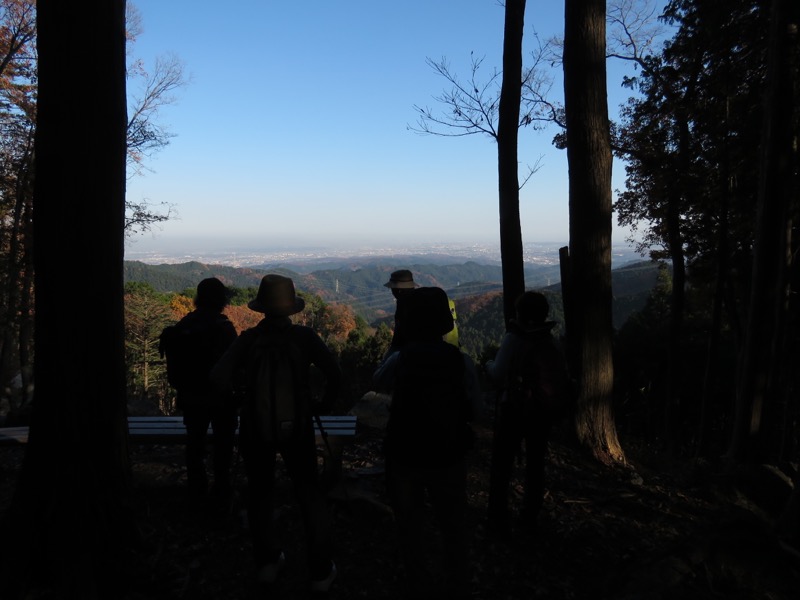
[124,239,644,271]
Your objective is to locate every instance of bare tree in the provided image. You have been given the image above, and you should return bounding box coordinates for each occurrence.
[124,3,187,236]
[410,1,564,325]
[606,0,666,66]
[0,0,36,417]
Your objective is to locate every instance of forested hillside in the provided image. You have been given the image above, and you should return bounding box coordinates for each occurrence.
[124,258,661,330]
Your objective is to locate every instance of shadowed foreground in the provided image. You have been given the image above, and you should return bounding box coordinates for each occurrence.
[1,408,798,599]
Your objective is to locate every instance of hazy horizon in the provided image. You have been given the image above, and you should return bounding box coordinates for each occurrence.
[124,235,646,269]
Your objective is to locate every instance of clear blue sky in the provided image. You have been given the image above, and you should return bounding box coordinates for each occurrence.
[124,1,660,258]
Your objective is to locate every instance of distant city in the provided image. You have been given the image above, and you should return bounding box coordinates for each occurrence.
[124,241,645,269]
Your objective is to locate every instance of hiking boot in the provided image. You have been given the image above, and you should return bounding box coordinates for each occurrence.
[257,551,285,584]
[310,561,337,593]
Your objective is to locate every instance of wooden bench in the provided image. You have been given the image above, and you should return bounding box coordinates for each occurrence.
[0,414,358,447]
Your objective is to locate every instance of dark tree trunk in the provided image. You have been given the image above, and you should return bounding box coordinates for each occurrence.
[729,0,797,465]
[664,183,686,453]
[0,1,132,598]
[698,187,729,457]
[497,0,526,327]
[563,0,624,464]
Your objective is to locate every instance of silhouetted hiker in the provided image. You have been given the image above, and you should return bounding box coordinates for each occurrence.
[159,277,238,511]
[383,269,419,356]
[373,286,481,600]
[210,274,341,593]
[485,291,574,540]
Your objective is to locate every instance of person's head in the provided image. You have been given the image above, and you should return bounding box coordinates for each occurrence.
[194,277,230,312]
[384,269,418,300]
[401,286,454,342]
[514,291,549,331]
[247,274,305,317]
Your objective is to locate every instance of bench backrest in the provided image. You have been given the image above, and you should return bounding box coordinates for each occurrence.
[0,415,358,446]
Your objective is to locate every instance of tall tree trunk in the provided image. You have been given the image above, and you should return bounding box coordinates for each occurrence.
[729,0,796,465]
[563,0,624,464]
[698,184,730,457]
[664,183,685,453]
[0,2,132,598]
[497,0,526,327]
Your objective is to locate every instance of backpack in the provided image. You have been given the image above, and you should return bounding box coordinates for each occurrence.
[386,341,473,467]
[241,326,309,444]
[159,317,222,394]
[507,332,575,423]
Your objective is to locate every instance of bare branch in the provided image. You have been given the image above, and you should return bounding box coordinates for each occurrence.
[519,154,544,190]
[606,0,666,69]
[124,198,176,238]
[126,53,188,178]
[521,33,564,130]
[408,54,501,139]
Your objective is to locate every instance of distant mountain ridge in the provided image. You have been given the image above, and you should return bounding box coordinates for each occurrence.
[124,257,662,327]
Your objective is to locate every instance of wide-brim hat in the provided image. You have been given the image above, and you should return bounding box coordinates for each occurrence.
[384,269,418,289]
[248,274,306,316]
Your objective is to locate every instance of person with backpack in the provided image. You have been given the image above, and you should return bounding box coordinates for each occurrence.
[158,277,238,510]
[373,286,481,600]
[210,274,341,594]
[484,290,574,541]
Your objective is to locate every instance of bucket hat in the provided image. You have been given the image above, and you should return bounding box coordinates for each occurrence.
[248,274,306,316]
[383,269,419,289]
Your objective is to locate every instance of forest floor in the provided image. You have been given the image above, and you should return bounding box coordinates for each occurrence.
[1,407,799,600]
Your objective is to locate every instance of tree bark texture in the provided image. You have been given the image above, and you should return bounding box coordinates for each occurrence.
[563,0,624,464]
[0,1,132,598]
[497,0,526,327]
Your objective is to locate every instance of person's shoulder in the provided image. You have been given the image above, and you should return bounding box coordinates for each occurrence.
[183,309,221,327]
[288,323,316,337]
[286,324,325,348]
[175,310,198,326]
[237,326,260,343]
[215,311,233,323]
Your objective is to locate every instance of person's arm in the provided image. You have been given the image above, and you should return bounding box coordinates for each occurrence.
[484,332,517,387]
[372,351,399,393]
[303,328,342,414]
[221,318,238,348]
[209,329,252,393]
[462,353,483,420]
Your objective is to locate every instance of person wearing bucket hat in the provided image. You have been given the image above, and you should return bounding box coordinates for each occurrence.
[247,273,306,315]
[384,269,418,292]
[158,277,238,511]
[210,274,341,592]
[383,269,419,356]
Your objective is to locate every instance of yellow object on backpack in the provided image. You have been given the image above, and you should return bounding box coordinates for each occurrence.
[443,298,459,348]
